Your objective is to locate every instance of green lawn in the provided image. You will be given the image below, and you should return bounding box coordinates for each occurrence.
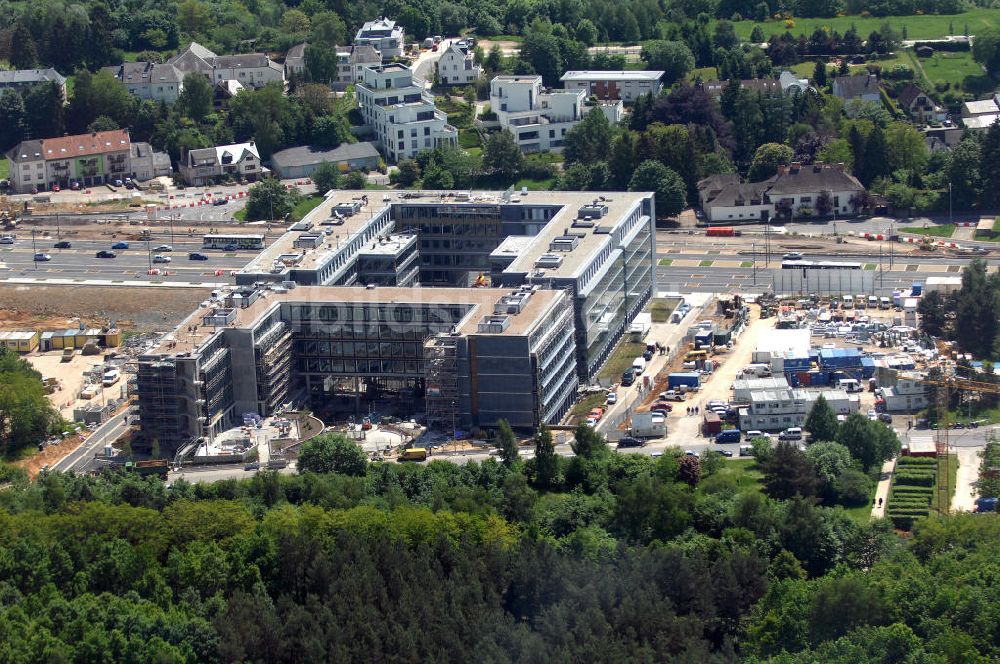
[864,263,878,270]
[731,9,1000,42]
[650,297,680,323]
[290,195,324,222]
[597,340,648,384]
[458,128,481,149]
[915,49,992,93]
[0,159,9,181]
[699,260,713,267]
[703,459,763,491]
[741,261,754,267]
[513,176,556,191]
[900,223,955,237]
[933,454,959,513]
[658,258,673,266]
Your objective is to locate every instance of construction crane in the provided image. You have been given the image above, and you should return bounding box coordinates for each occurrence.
[915,375,1000,513]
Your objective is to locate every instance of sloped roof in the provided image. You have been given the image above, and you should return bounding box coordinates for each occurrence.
[348,44,382,64]
[833,74,879,99]
[0,68,65,85]
[767,164,864,196]
[897,83,926,108]
[105,61,184,85]
[42,130,131,160]
[169,42,217,75]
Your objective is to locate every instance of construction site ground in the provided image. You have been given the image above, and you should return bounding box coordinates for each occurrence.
[27,351,125,418]
[0,284,210,332]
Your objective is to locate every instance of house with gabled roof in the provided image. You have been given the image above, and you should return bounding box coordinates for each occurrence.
[896,83,945,124]
[168,42,283,89]
[698,163,865,223]
[179,142,263,186]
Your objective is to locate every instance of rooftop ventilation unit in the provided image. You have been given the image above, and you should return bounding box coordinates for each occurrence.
[572,218,594,228]
[534,253,564,269]
[594,225,613,234]
[477,315,511,333]
[549,235,579,252]
[578,203,608,219]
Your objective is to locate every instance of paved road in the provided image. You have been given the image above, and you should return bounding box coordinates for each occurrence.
[53,416,130,473]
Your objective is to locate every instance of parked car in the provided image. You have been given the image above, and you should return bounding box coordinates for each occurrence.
[606,392,617,405]
[778,427,803,441]
[617,436,644,448]
[51,184,60,192]
[658,390,685,402]
[188,252,209,260]
[0,235,15,244]
[152,254,171,263]
[684,450,700,457]
[33,252,51,261]
[717,449,734,457]
[783,252,803,260]
[651,401,673,412]
[111,241,129,249]
[95,250,117,258]
[154,244,173,252]
[113,179,124,187]
[213,198,227,206]
[53,240,71,249]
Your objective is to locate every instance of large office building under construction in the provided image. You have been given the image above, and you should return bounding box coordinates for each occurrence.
[137,189,656,455]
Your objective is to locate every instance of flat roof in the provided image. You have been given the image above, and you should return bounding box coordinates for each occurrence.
[150,286,565,355]
[242,189,652,281]
[357,233,417,256]
[754,328,810,355]
[501,190,651,279]
[560,70,664,82]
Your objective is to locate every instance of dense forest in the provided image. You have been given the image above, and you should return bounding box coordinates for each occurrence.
[0,428,996,661]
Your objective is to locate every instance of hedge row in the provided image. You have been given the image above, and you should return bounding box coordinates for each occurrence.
[896,475,935,487]
[897,457,937,466]
[891,486,933,494]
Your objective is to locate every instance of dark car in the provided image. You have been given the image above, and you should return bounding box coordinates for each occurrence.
[95,250,117,258]
[617,436,644,448]
[642,350,654,361]
[717,449,734,457]
[651,402,674,412]
[53,241,71,249]
[111,241,129,249]
[620,371,634,387]
[188,252,209,261]
[213,198,228,206]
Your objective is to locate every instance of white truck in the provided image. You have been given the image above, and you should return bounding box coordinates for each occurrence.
[632,357,647,375]
[631,412,666,439]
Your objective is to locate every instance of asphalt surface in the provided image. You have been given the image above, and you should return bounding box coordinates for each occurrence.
[1,237,260,283]
[53,416,131,473]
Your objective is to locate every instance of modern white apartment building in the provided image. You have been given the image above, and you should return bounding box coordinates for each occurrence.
[559,70,664,102]
[355,17,405,59]
[489,75,622,153]
[356,63,457,162]
[437,41,481,86]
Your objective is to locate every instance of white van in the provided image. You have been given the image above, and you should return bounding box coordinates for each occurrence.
[742,363,772,378]
[879,296,891,310]
[632,357,646,375]
[868,296,878,309]
[837,378,862,393]
[778,427,803,441]
[843,295,854,309]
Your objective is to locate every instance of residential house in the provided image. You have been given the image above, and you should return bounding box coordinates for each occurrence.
[104,61,185,103]
[703,70,809,97]
[832,74,881,112]
[214,80,245,110]
[168,42,284,89]
[356,63,457,162]
[897,84,944,124]
[179,142,263,186]
[489,75,623,153]
[355,17,405,59]
[0,68,66,100]
[437,41,482,86]
[270,142,381,179]
[698,163,866,223]
[6,130,170,193]
[285,43,382,89]
[559,70,663,102]
[284,43,307,78]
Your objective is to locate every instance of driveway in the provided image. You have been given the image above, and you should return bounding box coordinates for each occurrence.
[952,445,983,512]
